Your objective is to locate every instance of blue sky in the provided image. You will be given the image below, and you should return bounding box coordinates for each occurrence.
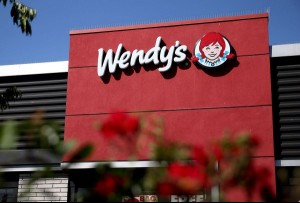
[0,0,300,65]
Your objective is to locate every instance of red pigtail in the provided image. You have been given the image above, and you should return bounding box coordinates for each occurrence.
[226,53,235,60]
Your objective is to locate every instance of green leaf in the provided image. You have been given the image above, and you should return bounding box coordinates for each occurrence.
[10,4,16,17]
[55,140,76,155]
[7,2,37,35]
[25,20,32,35]
[0,121,18,150]
[0,87,22,111]
[1,0,8,7]
[21,17,27,32]
[68,143,94,162]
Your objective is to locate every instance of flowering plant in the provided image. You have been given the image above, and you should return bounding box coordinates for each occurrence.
[0,111,276,202]
[72,111,275,202]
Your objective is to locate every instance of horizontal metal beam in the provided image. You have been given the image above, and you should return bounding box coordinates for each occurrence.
[61,161,168,169]
[276,160,300,167]
[0,61,68,77]
[271,43,300,58]
[0,165,62,173]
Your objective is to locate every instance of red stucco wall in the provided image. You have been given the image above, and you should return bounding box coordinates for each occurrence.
[65,13,275,200]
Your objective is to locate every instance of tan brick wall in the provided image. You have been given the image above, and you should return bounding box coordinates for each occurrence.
[18,174,68,202]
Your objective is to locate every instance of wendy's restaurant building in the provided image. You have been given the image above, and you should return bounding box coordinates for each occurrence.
[0,13,299,202]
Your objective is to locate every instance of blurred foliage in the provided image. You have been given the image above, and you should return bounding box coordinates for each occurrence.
[74,112,277,202]
[0,110,76,201]
[0,111,294,202]
[0,110,76,156]
[0,121,18,150]
[0,87,22,111]
[0,0,36,35]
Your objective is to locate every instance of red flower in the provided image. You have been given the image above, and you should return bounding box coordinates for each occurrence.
[157,182,176,195]
[101,112,139,138]
[249,134,260,147]
[192,146,209,165]
[168,163,201,179]
[212,144,224,161]
[168,163,210,191]
[94,175,120,197]
[255,166,271,183]
[168,163,188,178]
[231,146,242,157]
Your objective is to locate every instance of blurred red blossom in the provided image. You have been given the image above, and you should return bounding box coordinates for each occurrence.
[157,182,176,195]
[167,163,211,193]
[212,144,224,161]
[249,134,260,147]
[192,146,209,165]
[100,111,139,138]
[94,175,123,197]
[94,112,275,201]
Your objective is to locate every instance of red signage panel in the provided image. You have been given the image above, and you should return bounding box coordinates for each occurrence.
[65,13,274,161]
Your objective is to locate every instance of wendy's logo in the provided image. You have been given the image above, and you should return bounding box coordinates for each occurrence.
[192,32,235,69]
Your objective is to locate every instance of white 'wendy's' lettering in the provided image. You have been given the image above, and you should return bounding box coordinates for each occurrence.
[97,36,187,77]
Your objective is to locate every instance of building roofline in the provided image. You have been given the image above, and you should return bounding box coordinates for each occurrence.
[0,61,68,77]
[270,43,300,58]
[70,13,268,35]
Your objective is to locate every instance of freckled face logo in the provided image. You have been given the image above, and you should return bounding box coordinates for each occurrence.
[193,32,235,69]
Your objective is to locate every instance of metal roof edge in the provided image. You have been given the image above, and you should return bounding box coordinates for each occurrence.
[70,13,268,35]
[270,43,300,58]
[0,61,69,77]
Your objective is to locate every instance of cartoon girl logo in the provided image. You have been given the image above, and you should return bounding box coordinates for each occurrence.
[192,32,235,69]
